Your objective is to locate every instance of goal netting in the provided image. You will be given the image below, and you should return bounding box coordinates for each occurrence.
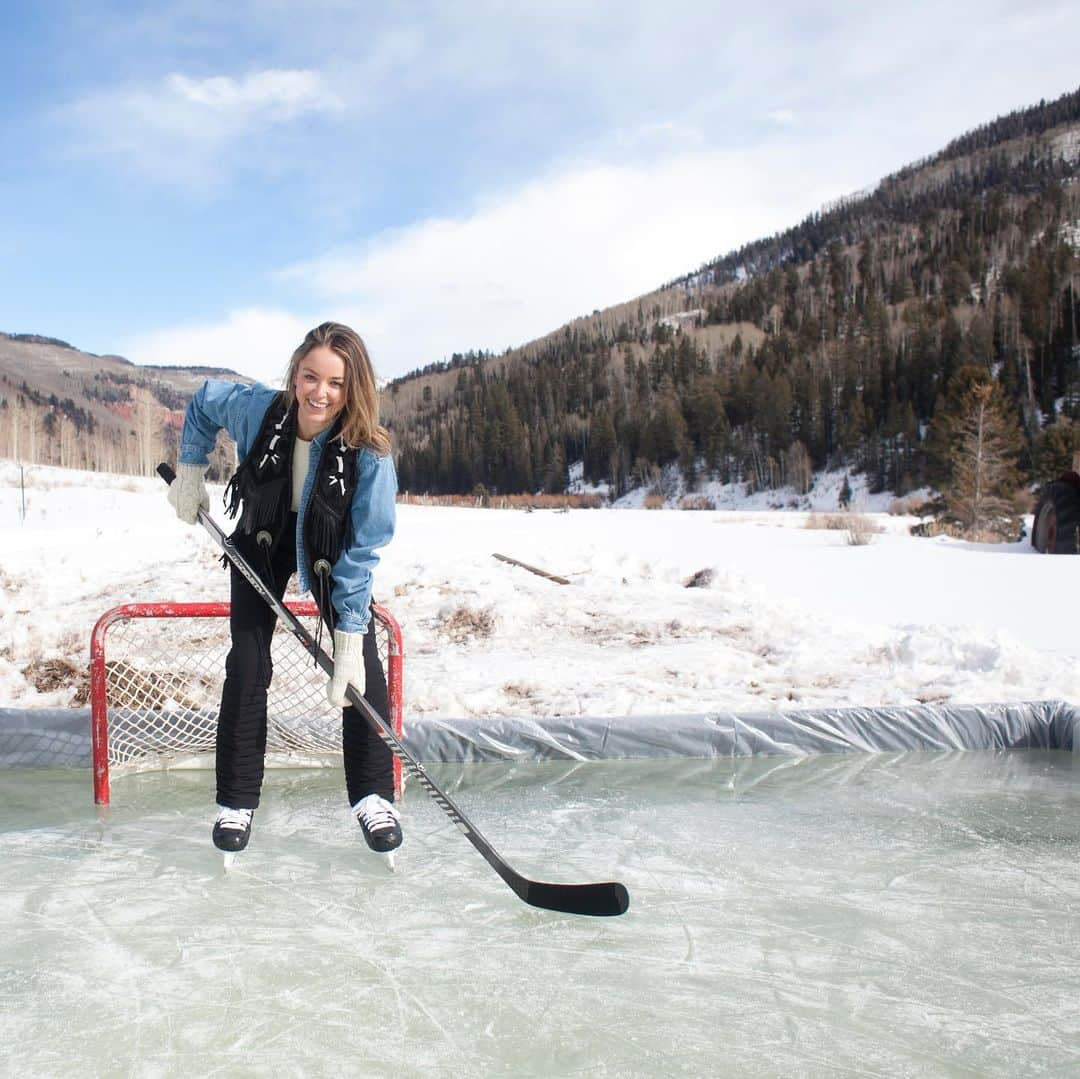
[90,601,403,804]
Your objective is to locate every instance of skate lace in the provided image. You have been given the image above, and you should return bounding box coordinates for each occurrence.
[216,808,253,832]
[355,797,399,833]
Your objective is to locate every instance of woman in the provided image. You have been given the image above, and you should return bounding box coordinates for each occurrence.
[167,321,400,857]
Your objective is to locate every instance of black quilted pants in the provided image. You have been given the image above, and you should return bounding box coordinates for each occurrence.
[215,514,393,809]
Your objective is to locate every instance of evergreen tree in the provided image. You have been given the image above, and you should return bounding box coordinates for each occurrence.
[838,473,852,509]
[544,442,568,494]
[1033,417,1080,481]
[585,407,617,485]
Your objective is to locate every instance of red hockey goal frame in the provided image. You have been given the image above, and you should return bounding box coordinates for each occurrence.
[90,601,404,805]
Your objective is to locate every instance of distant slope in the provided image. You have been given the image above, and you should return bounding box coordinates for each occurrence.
[383,86,1080,502]
[0,333,247,477]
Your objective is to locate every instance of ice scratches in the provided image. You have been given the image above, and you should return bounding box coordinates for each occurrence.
[6,762,1080,1075]
[212,855,461,1061]
[634,841,696,965]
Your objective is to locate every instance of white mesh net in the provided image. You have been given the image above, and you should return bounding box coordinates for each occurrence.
[97,605,398,772]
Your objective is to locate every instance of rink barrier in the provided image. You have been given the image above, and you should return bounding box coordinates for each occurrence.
[1,700,1077,771]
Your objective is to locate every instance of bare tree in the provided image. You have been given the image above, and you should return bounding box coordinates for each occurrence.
[944,383,1024,537]
[783,440,814,494]
[133,390,165,476]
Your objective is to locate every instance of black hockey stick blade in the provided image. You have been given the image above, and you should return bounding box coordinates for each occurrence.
[158,462,631,917]
[517,878,630,918]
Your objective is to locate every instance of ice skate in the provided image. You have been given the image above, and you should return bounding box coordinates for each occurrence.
[353,794,402,870]
[213,807,253,870]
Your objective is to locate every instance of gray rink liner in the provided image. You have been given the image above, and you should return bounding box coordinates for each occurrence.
[2,700,1078,770]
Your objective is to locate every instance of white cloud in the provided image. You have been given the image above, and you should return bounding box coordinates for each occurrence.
[124,308,314,385]
[147,144,852,381]
[289,149,853,377]
[167,70,341,118]
[60,69,342,185]
[615,120,707,149]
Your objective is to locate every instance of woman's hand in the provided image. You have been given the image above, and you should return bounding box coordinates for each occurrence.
[167,463,209,524]
[327,629,366,707]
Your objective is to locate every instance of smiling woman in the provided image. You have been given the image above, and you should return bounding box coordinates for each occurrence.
[164,321,401,861]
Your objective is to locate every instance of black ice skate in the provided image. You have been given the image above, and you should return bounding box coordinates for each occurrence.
[353,794,402,868]
[213,807,254,859]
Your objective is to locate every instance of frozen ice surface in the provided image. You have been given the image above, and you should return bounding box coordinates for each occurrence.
[3,752,1080,1077]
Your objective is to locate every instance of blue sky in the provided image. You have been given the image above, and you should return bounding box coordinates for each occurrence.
[1,2,1077,384]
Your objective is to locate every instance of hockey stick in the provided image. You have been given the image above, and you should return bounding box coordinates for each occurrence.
[158,464,629,917]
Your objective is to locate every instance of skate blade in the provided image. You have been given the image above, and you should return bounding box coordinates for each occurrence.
[379,850,396,873]
[222,852,238,873]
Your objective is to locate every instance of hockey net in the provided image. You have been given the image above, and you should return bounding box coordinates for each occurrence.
[90,601,404,805]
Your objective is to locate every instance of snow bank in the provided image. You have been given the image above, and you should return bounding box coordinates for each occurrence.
[1,460,1077,718]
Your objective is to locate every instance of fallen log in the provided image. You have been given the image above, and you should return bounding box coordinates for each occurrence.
[492,552,571,585]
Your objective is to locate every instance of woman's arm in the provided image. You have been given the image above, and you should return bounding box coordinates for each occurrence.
[179,380,279,465]
[331,451,397,632]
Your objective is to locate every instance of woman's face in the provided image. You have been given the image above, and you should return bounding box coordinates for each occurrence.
[294,345,347,439]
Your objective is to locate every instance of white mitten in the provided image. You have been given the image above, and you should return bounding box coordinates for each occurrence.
[167,463,209,524]
[327,629,366,707]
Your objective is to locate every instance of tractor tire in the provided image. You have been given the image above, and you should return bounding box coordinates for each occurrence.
[1031,475,1080,554]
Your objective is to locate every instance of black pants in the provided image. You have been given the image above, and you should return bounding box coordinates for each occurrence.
[216,516,394,810]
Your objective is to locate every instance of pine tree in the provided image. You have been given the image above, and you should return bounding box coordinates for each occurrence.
[943,383,1025,536]
[585,407,617,484]
[1033,417,1080,481]
[544,442,568,494]
[838,472,852,509]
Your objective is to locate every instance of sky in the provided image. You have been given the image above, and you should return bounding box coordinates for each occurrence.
[0,2,1077,385]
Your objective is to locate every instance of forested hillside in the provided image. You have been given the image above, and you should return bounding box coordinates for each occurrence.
[385,88,1080,515]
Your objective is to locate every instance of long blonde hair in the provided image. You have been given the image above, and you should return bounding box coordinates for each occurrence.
[282,322,392,455]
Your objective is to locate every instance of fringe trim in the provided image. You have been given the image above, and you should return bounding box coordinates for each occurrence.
[307,490,346,563]
[237,476,290,535]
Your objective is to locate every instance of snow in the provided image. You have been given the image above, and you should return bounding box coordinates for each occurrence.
[1052,128,1080,165]
[2,459,1077,717]
[603,464,926,512]
[658,308,704,331]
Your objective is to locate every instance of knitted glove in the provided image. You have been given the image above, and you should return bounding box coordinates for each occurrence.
[327,629,366,707]
[166,463,209,525]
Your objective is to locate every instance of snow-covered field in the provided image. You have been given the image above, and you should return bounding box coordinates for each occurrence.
[1,459,1078,715]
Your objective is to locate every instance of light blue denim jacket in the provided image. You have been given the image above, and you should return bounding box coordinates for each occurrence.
[179,380,396,633]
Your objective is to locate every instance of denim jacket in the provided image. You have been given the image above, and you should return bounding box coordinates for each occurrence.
[178,379,396,633]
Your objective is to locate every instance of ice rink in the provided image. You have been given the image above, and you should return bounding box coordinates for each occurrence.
[4,750,1080,1077]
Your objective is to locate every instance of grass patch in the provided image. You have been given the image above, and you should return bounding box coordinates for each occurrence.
[438,605,496,643]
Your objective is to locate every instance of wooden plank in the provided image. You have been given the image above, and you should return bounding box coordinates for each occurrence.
[492,552,571,585]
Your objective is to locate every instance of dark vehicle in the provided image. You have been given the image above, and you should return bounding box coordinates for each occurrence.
[1031,452,1080,554]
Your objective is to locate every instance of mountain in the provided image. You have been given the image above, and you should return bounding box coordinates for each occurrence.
[3,89,1079,504]
[382,87,1080,504]
[0,334,247,478]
